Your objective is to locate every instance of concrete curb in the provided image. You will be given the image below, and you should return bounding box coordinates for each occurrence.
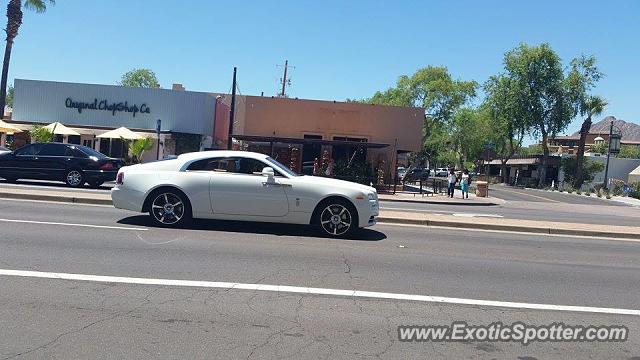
[379,197,500,206]
[376,216,640,240]
[0,191,112,206]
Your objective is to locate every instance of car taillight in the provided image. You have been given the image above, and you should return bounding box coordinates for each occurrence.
[116,172,124,185]
[100,162,114,170]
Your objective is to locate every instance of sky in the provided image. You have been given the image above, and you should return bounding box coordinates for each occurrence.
[7,0,640,144]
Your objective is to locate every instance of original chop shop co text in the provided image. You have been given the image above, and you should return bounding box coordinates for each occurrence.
[65,98,151,117]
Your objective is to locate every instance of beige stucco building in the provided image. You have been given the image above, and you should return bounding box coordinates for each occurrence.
[220,95,424,181]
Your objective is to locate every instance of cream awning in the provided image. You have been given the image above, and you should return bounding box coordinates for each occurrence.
[96,127,144,140]
[44,122,81,136]
[0,119,22,133]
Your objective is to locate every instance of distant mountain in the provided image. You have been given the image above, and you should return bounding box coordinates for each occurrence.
[572,116,640,142]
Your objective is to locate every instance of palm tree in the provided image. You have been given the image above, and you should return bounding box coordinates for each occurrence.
[574,96,607,189]
[0,0,54,117]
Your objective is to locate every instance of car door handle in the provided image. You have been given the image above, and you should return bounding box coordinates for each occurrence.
[262,182,292,187]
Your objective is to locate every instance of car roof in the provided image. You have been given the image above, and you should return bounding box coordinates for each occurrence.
[177,150,270,162]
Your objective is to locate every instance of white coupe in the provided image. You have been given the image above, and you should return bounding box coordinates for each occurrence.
[111,151,379,237]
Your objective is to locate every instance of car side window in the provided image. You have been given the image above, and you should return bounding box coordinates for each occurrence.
[66,146,88,158]
[14,144,43,156]
[186,157,282,176]
[39,144,67,156]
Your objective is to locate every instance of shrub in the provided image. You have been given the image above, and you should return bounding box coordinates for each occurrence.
[596,190,602,198]
[566,186,574,194]
[576,190,582,195]
[629,182,640,200]
[29,125,54,143]
[561,157,605,187]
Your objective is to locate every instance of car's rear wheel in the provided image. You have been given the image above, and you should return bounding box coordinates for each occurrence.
[65,169,84,187]
[149,190,190,227]
[314,198,357,237]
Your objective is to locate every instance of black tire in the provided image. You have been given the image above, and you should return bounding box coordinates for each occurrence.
[147,189,191,227]
[65,169,85,188]
[313,197,358,237]
[87,180,104,188]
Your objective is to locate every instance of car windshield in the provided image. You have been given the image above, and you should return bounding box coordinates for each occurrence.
[77,145,108,159]
[266,156,299,177]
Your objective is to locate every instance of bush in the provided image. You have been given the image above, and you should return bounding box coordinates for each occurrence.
[566,186,574,194]
[29,125,54,143]
[596,190,602,198]
[576,190,582,195]
[629,182,640,200]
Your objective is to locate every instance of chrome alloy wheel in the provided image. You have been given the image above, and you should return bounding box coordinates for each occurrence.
[320,204,352,236]
[151,192,185,225]
[66,170,83,187]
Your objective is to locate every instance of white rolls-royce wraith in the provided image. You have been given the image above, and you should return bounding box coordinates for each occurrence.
[111,151,379,237]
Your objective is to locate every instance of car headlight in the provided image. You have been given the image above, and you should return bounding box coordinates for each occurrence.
[367,193,376,201]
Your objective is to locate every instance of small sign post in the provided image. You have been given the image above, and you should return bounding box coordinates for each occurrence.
[156,119,161,160]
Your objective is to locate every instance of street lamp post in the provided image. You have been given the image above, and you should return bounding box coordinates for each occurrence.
[603,119,622,190]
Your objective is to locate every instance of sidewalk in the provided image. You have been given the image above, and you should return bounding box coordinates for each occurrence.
[377,192,504,206]
[0,186,637,240]
[377,210,640,240]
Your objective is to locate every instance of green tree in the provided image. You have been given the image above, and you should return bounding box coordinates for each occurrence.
[29,125,54,142]
[482,75,528,183]
[561,157,604,187]
[518,144,543,156]
[119,69,160,88]
[565,55,605,188]
[5,84,13,108]
[573,96,606,187]
[618,145,640,159]
[368,66,477,166]
[503,43,577,187]
[129,137,154,163]
[0,0,55,116]
[448,108,488,170]
[589,141,607,154]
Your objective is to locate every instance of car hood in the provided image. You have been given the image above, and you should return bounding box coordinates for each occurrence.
[294,175,377,194]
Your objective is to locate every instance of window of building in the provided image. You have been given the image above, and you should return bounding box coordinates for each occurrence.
[82,139,93,148]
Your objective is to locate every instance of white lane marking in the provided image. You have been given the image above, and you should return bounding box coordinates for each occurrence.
[0,218,147,231]
[376,222,640,242]
[451,213,504,218]
[0,269,637,316]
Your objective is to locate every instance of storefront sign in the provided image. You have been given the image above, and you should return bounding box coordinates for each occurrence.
[65,98,151,117]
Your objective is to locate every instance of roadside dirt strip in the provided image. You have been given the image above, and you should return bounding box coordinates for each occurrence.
[1,188,638,240]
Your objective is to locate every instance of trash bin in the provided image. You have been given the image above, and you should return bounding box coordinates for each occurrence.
[475,181,488,197]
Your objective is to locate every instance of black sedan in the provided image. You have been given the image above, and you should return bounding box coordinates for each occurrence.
[0,142,124,187]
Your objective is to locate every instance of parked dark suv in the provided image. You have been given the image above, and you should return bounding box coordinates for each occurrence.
[0,142,124,187]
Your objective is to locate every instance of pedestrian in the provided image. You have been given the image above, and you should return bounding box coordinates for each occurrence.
[460,169,470,199]
[447,169,457,198]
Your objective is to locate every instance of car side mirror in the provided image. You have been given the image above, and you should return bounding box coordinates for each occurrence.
[261,167,275,179]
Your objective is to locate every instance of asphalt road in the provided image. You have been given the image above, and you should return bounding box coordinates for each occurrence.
[0,199,639,358]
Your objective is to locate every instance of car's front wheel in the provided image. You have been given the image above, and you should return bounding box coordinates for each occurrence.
[65,169,84,187]
[315,198,358,237]
[148,190,191,227]
[87,180,104,188]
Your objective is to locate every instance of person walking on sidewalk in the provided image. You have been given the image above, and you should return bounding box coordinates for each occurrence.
[447,169,457,198]
[460,169,470,199]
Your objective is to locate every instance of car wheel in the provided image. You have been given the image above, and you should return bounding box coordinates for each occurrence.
[315,198,357,237]
[65,169,85,187]
[149,190,191,227]
[88,180,104,188]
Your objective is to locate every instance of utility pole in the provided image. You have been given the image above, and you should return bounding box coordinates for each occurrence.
[277,60,293,97]
[227,67,237,150]
[603,120,613,190]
